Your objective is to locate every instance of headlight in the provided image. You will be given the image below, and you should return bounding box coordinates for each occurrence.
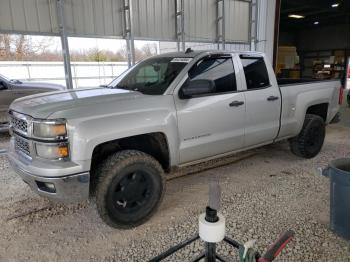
[35,143,69,160]
[33,120,67,139]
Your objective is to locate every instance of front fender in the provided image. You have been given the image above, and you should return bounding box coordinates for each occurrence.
[68,109,179,167]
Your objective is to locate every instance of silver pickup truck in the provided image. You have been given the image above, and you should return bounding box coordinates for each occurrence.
[7,50,341,228]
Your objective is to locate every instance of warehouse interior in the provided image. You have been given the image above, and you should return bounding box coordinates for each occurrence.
[276,0,350,80]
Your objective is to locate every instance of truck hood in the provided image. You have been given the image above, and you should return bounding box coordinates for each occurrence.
[10,87,142,119]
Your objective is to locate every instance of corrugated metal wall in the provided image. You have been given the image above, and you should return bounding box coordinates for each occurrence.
[159,41,250,54]
[225,0,250,42]
[64,0,124,37]
[184,0,217,42]
[0,0,58,35]
[132,0,176,40]
[256,0,276,62]
[0,0,254,43]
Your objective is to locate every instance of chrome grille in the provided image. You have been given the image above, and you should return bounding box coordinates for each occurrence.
[14,135,31,157]
[10,115,28,134]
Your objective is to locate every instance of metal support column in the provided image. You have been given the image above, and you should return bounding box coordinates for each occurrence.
[180,0,185,51]
[175,0,185,52]
[56,0,73,89]
[249,0,258,51]
[175,0,180,51]
[222,0,225,50]
[123,0,135,67]
[216,0,225,50]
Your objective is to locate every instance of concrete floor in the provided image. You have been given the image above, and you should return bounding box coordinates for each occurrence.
[338,102,350,128]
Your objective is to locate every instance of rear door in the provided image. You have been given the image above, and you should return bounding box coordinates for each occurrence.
[239,55,281,147]
[174,54,246,164]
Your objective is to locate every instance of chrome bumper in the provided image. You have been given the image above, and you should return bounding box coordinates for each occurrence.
[9,156,90,203]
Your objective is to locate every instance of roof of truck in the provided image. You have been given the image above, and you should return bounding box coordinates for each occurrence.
[154,50,264,58]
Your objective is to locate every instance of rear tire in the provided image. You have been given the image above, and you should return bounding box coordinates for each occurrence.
[95,150,165,228]
[289,114,325,159]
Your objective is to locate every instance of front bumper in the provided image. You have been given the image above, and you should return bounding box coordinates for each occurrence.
[8,153,90,203]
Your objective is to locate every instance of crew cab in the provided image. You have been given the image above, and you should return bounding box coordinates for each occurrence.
[7,50,341,228]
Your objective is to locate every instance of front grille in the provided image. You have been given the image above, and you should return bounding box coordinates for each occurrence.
[10,115,28,134]
[14,135,31,157]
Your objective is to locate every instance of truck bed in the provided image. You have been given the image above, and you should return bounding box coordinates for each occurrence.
[277,78,340,141]
[277,78,338,86]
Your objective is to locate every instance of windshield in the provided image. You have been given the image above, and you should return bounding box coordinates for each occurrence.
[0,74,9,82]
[108,57,188,95]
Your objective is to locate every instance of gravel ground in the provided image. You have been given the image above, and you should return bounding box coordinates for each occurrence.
[0,125,350,261]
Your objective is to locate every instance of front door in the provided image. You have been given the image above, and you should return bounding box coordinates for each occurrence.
[174,55,246,164]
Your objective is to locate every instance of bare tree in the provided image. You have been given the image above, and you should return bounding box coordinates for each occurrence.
[0,34,158,62]
[0,34,54,61]
[141,43,158,57]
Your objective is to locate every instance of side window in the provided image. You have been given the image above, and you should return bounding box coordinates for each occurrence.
[241,57,270,90]
[183,57,237,95]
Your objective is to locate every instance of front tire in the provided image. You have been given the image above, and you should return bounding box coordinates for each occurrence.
[95,150,165,228]
[289,114,325,159]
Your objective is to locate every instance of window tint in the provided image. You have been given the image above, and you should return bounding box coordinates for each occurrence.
[184,57,237,95]
[241,57,270,90]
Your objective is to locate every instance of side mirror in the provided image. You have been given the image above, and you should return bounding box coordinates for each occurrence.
[180,79,215,99]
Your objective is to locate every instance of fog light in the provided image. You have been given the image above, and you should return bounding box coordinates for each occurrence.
[36,181,56,193]
[45,183,55,191]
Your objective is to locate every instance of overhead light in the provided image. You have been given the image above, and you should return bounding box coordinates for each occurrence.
[288,14,305,19]
[314,21,319,25]
[331,3,339,7]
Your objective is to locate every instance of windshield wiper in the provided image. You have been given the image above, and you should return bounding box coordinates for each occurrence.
[10,79,22,84]
[116,84,129,90]
[144,81,157,87]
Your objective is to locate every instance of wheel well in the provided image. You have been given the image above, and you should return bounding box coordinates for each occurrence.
[91,132,170,171]
[306,103,328,122]
[89,132,170,195]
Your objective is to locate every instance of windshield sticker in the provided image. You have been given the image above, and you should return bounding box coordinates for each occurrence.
[170,58,192,63]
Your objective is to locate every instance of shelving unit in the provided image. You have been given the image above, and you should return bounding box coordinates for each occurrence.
[300,49,348,79]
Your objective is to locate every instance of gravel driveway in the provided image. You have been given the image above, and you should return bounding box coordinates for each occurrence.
[0,125,349,262]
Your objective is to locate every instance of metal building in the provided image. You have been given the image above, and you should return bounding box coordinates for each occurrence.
[0,0,276,89]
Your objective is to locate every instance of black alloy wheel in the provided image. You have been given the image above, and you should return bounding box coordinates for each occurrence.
[95,150,165,228]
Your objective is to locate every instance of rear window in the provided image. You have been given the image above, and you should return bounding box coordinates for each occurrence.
[240,57,270,90]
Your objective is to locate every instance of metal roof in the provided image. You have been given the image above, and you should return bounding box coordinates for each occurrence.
[0,0,252,43]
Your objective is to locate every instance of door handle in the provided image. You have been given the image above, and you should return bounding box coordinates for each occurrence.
[229,101,244,107]
[267,96,279,101]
